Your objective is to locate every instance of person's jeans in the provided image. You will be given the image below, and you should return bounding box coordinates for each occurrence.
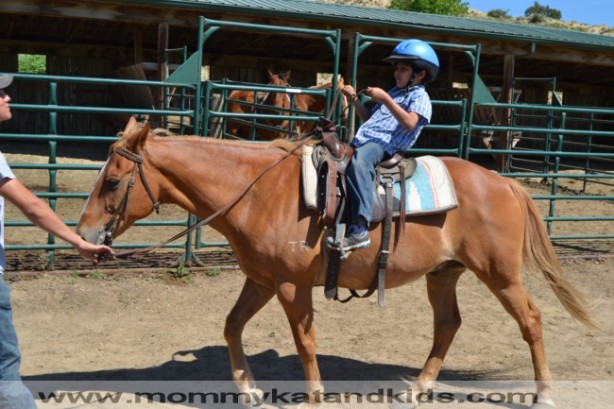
[0,275,37,409]
[346,142,386,227]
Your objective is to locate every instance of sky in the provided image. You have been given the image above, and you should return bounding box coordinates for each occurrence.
[467,0,613,27]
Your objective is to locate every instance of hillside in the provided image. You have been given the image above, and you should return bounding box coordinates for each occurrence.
[320,0,613,36]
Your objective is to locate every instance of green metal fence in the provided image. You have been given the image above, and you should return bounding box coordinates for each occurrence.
[0,73,203,268]
[467,100,614,240]
[1,19,612,270]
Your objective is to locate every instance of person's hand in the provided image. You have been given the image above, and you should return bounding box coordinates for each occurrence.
[75,241,115,265]
[341,85,357,101]
[364,87,387,102]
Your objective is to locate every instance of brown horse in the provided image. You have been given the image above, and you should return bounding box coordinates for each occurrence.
[226,71,347,141]
[226,68,292,141]
[293,75,348,137]
[77,118,595,409]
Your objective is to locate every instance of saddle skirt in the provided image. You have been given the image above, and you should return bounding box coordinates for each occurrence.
[301,145,458,220]
[381,155,458,217]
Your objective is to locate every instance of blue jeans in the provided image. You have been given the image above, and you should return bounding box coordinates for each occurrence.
[0,275,37,409]
[346,142,386,227]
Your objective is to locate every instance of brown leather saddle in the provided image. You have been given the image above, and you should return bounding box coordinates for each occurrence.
[312,118,416,307]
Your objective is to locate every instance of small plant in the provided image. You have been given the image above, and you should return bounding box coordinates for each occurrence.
[206,268,222,277]
[69,271,79,284]
[170,262,188,278]
[89,270,102,280]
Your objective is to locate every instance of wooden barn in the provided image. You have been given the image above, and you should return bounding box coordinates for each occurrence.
[1,0,613,141]
[1,0,613,261]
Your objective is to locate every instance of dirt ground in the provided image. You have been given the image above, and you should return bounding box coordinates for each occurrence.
[7,255,614,408]
[2,152,614,408]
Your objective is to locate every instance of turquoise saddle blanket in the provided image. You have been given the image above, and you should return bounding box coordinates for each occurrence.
[384,155,458,216]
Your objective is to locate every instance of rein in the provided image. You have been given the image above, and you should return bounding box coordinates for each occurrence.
[107,135,315,259]
[104,89,346,260]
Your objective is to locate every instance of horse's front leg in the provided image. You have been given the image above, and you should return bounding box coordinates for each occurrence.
[276,280,323,406]
[224,277,275,397]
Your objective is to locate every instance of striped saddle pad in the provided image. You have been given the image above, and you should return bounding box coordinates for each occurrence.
[379,155,458,217]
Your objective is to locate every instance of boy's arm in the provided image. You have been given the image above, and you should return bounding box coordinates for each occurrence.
[350,95,372,122]
[0,177,114,263]
[342,85,372,122]
[368,87,421,131]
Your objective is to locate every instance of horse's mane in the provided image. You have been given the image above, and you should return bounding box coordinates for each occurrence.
[112,120,305,157]
[271,138,316,157]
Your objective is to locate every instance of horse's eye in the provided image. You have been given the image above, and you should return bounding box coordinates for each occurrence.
[105,179,120,191]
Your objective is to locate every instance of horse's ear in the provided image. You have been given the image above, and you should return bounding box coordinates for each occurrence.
[282,69,291,82]
[126,121,150,152]
[123,116,139,135]
[267,69,275,80]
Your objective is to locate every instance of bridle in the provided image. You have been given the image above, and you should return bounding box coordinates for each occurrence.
[99,146,159,248]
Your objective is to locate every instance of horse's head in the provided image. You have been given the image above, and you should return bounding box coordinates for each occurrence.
[269,68,291,86]
[257,69,291,108]
[77,117,160,245]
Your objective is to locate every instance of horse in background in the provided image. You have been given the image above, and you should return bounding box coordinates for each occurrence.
[225,70,347,141]
[225,68,291,141]
[293,74,348,138]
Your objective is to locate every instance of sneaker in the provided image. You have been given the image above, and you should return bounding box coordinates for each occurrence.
[339,230,371,251]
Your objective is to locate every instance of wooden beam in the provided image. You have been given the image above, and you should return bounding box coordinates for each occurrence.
[0,38,153,61]
[133,26,143,64]
[155,21,169,115]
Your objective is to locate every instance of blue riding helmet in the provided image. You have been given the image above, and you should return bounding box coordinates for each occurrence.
[384,39,439,82]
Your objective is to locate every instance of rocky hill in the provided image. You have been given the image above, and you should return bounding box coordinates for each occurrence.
[319,0,613,36]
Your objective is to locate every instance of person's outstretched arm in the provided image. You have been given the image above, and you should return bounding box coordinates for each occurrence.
[0,177,114,264]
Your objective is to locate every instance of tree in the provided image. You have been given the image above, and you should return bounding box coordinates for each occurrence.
[18,54,46,74]
[390,0,469,17]
[487,9,511,19]
[524,1,562,20]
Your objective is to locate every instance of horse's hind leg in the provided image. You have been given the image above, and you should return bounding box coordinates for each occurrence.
[419,265,465,385]
[224,277,275,395]
[476,267,555,408]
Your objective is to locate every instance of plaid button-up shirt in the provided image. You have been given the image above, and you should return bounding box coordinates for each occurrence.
[351,85,431,156]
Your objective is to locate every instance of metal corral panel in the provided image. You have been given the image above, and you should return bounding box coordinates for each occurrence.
[123,0,614,49]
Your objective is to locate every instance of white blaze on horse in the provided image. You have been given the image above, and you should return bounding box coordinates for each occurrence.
[77,117,596,409]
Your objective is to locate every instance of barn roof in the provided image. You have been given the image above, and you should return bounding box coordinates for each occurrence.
[124,0,614,50]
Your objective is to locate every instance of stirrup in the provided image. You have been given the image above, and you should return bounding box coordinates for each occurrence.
[325,224,350,260]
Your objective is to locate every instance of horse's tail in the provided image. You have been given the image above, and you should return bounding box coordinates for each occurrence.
[509,181,599,330]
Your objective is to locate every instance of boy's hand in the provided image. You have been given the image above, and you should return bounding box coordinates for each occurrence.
[364,87,387,102]
[341,85,357,101]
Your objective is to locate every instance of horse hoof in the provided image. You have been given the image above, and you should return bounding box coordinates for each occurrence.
[531,403,556,409]
[389,402,417,409]
[239,387,265,408]
[388,392,418,409]
[297,402,322,409]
